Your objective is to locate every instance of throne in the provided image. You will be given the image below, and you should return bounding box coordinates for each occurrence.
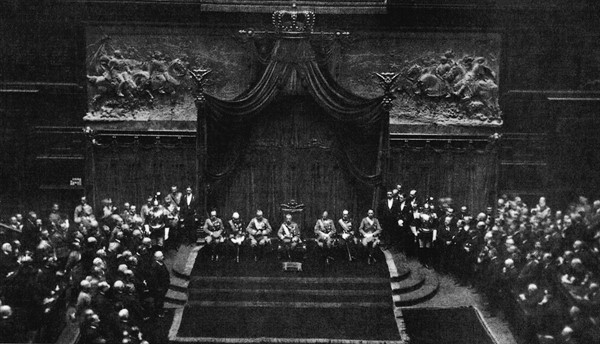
[279,199,305,271]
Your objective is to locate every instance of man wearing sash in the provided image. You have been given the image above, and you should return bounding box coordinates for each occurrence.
[359,209,382,264]
[277,214,305,261]
[412,203,438,269]
[202,210,225,261]
[338,210,357,262]
[146,199,167,249]
[314,211,338,265]
[227,212,246,263]
[164,198,180,249]
[246,210,272,261]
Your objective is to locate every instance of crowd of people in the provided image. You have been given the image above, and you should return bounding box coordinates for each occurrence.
[0,189,181,343]
[1,182,600,344]
[380,190,600,344]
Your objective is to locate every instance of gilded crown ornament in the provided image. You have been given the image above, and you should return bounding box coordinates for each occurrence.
[272,4,315,35]
[239,4,348,38]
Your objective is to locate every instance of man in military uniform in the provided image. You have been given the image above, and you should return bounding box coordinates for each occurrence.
[314,211,338,265]
[164,185,183,208]
[412,203,438,269]
[277,214,305,261]
[227,212,246,263]
[74,196,96,230]
[246,210,272,261]
[202,210,225,261]
[146,199,167,249]
[359,209,383,264]
[338,210,357,262]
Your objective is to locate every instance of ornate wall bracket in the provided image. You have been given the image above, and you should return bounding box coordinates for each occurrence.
[374,72,401,111]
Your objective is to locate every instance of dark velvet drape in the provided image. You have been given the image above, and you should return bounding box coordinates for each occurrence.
[203,39,385,185]
[201,38,387,225]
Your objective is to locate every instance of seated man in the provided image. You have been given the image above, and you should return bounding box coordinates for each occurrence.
[277,214,305,261]
[202,210,225,261]
[247,210,272,261]
[227,212,246,263]
[359,209,382,264]
[338,210,357,262]
[314,211,338,265]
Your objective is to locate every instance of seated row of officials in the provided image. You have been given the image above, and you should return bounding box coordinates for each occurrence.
[201,209,383,265]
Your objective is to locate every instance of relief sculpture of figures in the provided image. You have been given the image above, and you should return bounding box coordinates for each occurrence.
[398,50,500,122]
[86,36,191,118]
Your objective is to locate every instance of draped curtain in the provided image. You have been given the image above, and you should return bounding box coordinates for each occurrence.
[206,97,373,229]
[201,37,387,226]
[203,38,386,185]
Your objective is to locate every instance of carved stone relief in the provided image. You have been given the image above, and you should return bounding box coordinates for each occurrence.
[338,32,502,125]
[85,26,250,121]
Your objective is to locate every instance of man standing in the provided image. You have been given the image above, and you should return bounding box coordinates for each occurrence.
[378,190,401,249]
[164,185,183,208]
[359,209,382,264]
[74,196,95,229]
[149,251,170,318]
[180,186,197,243]
[146,200,167,249]
[247,210,272,261]
[397,193,415,254]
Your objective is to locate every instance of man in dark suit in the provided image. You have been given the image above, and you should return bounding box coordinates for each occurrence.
[397,193,415,254]
[377,190,401,249]
[180,186,198,243]
[21,211,40,251]
[149,251,170,318]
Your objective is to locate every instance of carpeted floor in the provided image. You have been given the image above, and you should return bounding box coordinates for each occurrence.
[174,249,401,342]
[402,306,497,344]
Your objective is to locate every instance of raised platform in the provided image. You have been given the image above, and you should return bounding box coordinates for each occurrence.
[167,246,439,343]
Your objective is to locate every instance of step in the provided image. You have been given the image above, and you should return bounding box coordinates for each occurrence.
[190,276,392,290]
[390,274,425,294]
[389,266,411,281]
[170,276,190,292]
[166,289,187,305]
[164,301,184,309]
[172,244,203,277]
[188,288,392,303]
[186,300,393,309]
[392,283,439,307]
